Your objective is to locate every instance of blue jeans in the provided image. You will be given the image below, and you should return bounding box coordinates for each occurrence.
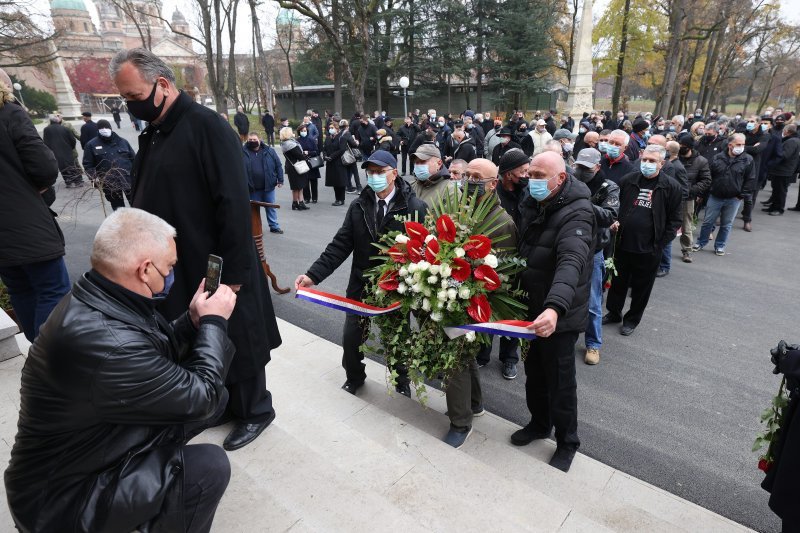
[660,241,672,272]
[585,251,605,350]
[250,189,280,231]
[696,195,741,251]
[0,257,71,342]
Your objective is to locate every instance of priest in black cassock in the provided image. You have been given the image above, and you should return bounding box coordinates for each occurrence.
[111,48,282,451]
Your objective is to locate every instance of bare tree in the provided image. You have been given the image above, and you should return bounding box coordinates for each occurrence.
[275,10,297,118]
[0,0,59,67]
[249,0,274,114]
[105,0,156,49]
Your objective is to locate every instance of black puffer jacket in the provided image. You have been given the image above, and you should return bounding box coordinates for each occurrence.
[585,173,619,253]
[767,134,800,179]
[679,151,711,198]
[517,177,596,333]
[709,150,755,199]
[617,170,683,249]
[307,178,427,299]
[4,273,234,532]
[0,93,63,268]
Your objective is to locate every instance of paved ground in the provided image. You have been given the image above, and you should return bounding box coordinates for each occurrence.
[49,116,791,531]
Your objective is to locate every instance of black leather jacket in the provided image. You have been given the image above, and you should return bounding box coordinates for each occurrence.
[5,273,234,532]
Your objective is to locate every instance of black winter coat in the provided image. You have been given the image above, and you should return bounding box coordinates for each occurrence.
[42,122,76,167]
[585,173,620,253]
[744,130,769,175]
[131,91,281,383]
[599,154,635,185]
[767,134,800,179]
[696,134,728,163]
[452,137,477,163]
[398,124,420,150]
[79,120,99,149]
[467,125,485,157]
[517,177,595,333]
[234,111,249,135]
[616,170,683,250]
[678,151,711,198]
[4,273,234,532]
[324,131,357,188]
[708,150,755,199]
[82,132,135,190]
[306,179,427,299]
[662,158,688,198]
[0,97,62,268]
[355,122,379,154]
[261,113,275,132]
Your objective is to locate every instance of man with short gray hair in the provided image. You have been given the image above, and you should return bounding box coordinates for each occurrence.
[5,208,237,532]
[604,144,682,336]
[599,129,634,184]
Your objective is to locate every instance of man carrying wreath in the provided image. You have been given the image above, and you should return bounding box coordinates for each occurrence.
[295,151,427,396]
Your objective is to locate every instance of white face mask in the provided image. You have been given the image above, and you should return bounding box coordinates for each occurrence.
[732,146,744,156]
[98,128,112,138]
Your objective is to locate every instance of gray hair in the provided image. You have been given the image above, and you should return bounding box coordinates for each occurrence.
[785,124,798,135]
[672,115,685,126]
[109,48,176,84]
[609,129,630,146]
[643,144,666,161]
[91,208,176,272]
[705,122,719,132]
[544,139,563,152]
[731,133,746,143]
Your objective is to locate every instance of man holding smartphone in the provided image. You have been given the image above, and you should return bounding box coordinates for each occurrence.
[111,48,282,451]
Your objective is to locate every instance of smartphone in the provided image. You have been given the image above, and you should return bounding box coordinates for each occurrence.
[205,254,223,296]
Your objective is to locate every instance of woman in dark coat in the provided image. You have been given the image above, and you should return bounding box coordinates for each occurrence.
[280,126,310,210]
[324,121,355,206]
[298,123,322,204]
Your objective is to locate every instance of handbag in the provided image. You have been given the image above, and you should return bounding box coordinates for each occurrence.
[293,160,311,175]
[308,155,325,169]
[341,146,357,166]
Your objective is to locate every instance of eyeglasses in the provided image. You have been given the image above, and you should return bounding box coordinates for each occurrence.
[463,172,496,183]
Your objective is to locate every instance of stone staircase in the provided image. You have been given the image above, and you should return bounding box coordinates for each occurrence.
[0,319,751,532]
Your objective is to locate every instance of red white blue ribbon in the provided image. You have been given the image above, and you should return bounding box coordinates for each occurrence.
[295,287,401,317]
[444,320,537,340]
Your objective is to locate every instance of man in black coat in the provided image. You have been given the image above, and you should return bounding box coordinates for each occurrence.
[43,114,85,188]
[112,47,282,451]
[741,115,770,229]
[5,208,237,533]
[604,145,682,335]
[234,105,250,142]
[397,116,420,176]
[82,119,135,210]
[0,73,70,342]
[295,151,426,396]
[261,110,275,145]
[79,111,99,149]
[599,129,635,184]
[763,123,800,215]
[355,115,378,154]
[511,151,595,472]
[677,136,711,256]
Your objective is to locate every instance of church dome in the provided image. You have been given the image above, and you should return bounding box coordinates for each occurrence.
[276,8,300,25]
[51,0,88,11]
[172,8,186,22]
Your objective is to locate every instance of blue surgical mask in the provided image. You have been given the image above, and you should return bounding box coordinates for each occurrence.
[367,173,389,193]
[746,123,756,132]
[329,128,337,135]
[640,161,658,177]
[598,141,608,153]
[300,131,307,137]
[761,124,769,132]
[414,164,431,181]
[669,125,676,132]
[606,145,621,159]
[149,265,175,300]
[528,178,551,201]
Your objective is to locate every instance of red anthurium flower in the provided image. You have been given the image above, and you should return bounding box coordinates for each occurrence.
[387,244,407,263]
[464,234,492,259]
[425,237,441,264]
[378,269,400,291]
[466,294,491,323]
[436,214,457,243]
[758,458,772,473]
[407,239,424,263]
[474,264,501,291]
[404,221,429,242]
[450,257,471,282]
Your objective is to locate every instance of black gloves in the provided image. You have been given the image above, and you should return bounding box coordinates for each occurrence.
[770,340,800,375]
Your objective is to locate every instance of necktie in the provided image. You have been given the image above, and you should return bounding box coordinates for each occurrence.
[376,199,386,229]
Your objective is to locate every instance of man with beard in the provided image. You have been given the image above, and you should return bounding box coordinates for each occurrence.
[111,48,282,451]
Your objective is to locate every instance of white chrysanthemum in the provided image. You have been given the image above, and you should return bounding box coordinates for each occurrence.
[465,331,476,342]
[405,276,414,286]
[411,283,422,293]
[454,247,465,258]
[447,288,458,300]
[446,300,456,311]
[410,298,420,310]
[483,254,498,268]
[395,234,410,244]
[436,300,444,309]
[429,264,440,275]
[397,283,407,294]
[425,234,435,243]
[408,263,418,273]
[417,260,431,271]
[399,267,408,277]
[459,286,471,299]
[437,290,448,302]
[412,271,421,282]
[427,275,438,285]
[423,288,432,297]
[430,311,443,322]
[440,264,452,277]
[440,279,449,289]
[375,288,385,297]
[422,298,431,312]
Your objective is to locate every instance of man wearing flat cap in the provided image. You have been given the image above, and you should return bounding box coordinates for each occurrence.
[296,151,426,397]
[626,118,650,162]
[553,128,578,166]
[410,143,458,205]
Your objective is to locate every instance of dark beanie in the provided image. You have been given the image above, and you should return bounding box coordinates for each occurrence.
[498,148,531,174]
[632,118,649,133]
[679,135,695,149]
[97,119,112,129]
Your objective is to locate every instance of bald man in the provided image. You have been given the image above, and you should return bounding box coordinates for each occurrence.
[512,151,595,472]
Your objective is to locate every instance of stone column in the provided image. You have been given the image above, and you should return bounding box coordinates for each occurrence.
[564,0,594,128]
[50,43,82,119]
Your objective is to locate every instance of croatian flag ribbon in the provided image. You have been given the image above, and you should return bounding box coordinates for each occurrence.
[444,320,537,340]
[295,287,401,317]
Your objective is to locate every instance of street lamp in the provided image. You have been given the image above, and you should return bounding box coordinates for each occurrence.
[12,82,25,108]
[399,76,409,119]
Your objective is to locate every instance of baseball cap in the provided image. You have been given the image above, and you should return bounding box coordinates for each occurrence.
[413,144,442,161]
[361,150,397,169]
[575,148,601,168]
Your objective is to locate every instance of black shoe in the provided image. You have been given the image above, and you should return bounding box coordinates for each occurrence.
[510,423,551,446]
[269,228,284,234]
[768,210,783,216]
[222,411,276,451]
[476,360,488,368]
[502,362,518,380]
[443,427,472,449]
[298,202,310,210]
[655,269,669,278]
[602,313,621,325]
[345,187,356,193]
[292,201,299,210]
[787,206,800,212]
[549,446,577,472]
[395,382,411,398]
[341,379,365,394]
[760,199,773,205]
[620,324,636,336]
[311,199,318,204]
[761,207,775,212]
[347,188,360,195]
[332,200,344,206]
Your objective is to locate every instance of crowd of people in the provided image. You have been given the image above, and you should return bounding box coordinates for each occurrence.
[0,46,798,531]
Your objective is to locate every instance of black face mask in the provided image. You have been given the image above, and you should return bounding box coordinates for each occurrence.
[463,181,486,198]
[494,125,501,131]
[246,140,260,150]
[574,166,595,183]
[678,146,690,157]
[775,122,785,130]
[126,81,166,123]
